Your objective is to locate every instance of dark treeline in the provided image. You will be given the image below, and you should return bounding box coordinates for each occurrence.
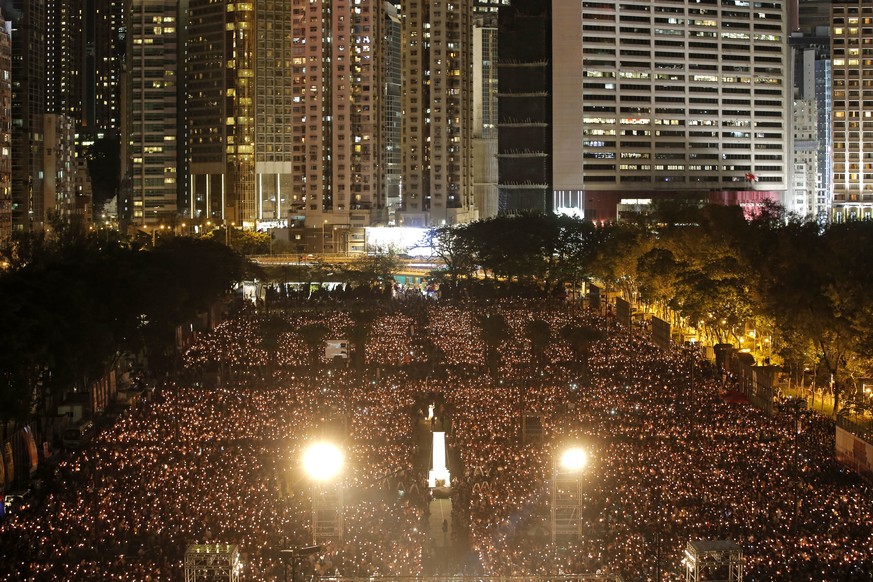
[0,229,248,434]
[429,205,873,413]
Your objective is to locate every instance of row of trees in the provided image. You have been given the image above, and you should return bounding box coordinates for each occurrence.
[429,205,873,413]
[0,228,249,435]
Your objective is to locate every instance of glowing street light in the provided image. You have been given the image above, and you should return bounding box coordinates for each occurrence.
[552,445,589,543]
[303,441,344,544]
[560,446,589,471]
[303,442,344,482]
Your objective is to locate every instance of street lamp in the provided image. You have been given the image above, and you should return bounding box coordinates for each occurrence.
[560,447,588,471]
[303,441,344,544]
[303,441,344,481]
[551,444,589,543]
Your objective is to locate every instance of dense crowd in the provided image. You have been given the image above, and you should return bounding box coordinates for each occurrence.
[0,298,870,581]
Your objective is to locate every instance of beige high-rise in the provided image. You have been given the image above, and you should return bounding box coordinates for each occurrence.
[399,0,477,227]
[831,1,873,221]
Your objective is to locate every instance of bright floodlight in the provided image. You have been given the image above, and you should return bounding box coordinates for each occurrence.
[560,447,588,471]
[303,442,344,481]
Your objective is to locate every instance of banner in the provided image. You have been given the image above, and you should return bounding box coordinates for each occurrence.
[23,426,39,476]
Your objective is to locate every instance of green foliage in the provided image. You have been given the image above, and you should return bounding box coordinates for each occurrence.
[524,319,551,364]
[0,232,247,424]
[298,323,330,366]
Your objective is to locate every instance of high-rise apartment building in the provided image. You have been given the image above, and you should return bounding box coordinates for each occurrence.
[0,11,10,242]
[289,0,387,241]
[830,1,873,221]
[10,0,46,232]
[85,0,124,135]
[791,34,831,221]
[43,113,76,221]
[792,98,819,217]
[126,0,181,225]
[399,0,477,227]
[472,7,499,219]
[553,0,790,221]
[45,0,83,122]
[382,2,402,224]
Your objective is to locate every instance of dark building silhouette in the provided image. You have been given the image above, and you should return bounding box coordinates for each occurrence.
[496,0,552,214]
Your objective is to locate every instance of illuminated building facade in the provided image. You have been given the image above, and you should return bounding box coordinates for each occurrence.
[43,113,76,222]
[554,0,790,220]
[127,0,180,225]
[46,0,83,123]
[86,0,124,136]
[289,0,387,243]
[398,0,477,227]
[472,5,499,219]
[382,2,402,224]
[10,0,46,232]
[830,0,873,221]
[0,11,10,242]
[187,0,254,227]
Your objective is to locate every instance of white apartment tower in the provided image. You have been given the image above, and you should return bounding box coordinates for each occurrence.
[792,98,819,217]
[399,0,477,227]
[472,8,499,220]
[553,0,790,220]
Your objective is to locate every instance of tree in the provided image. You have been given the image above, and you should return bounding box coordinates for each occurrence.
[259,315,292,370]
[427,225,477,291]
[347,310,377,368]
[524,319,551,365]
[475,313,510,376]
[298,323,330,368]
[560,324,604,373]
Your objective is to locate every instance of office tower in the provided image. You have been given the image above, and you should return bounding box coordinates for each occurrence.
[552,0,790,221]
[0,11,10,242]
[186,0,249,226]
[472,7,499,219]
[496,0,552,214]
[253,0,294,225]
[383,1,402,224]
[127,0,180,225]
[791,32,832,221]
[830,1,873,221]
[399,0,477,227]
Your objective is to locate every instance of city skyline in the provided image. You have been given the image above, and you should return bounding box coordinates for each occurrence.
[0,0,869,244]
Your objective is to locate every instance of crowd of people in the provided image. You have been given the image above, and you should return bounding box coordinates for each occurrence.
[0,298,870,581]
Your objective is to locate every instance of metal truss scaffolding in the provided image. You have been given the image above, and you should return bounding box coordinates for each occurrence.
[683,540,743,582]
[315,576,622,582]
[551,463,583,543]
[184,544,241,582]
[312,482,344,544]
